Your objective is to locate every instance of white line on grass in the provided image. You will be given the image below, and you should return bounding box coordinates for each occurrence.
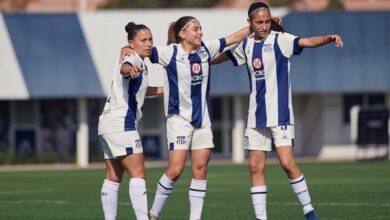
[1,200,389,208]
[267,202,390,207]
[0,188,53,195]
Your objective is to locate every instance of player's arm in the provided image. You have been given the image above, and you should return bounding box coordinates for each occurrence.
[298,34,343,48]
[224,26,251,46]
[211,52,229,64]
[146,87,164,97]
[120,63,144,78]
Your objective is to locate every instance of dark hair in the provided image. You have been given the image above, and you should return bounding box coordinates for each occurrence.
[248,2,269,17]
[167,16,197,45]
[248,2,284,32]
[125,22,149,40]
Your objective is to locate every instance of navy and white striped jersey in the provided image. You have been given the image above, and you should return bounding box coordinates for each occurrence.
[150,39,226,128]
[226,31,303,128]
[98,53,148,135]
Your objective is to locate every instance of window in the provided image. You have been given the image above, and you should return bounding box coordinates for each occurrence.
[343,94,385,124]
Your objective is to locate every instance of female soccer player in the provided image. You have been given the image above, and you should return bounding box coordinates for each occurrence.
[98,22,162,220]
[213,2,343,220]
[146,16,251,220]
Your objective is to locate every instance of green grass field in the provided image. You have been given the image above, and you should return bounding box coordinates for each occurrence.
[1,161,390,220]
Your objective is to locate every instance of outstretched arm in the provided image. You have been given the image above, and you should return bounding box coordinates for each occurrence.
[298,34,343,48]
[224,26,251,46]
[120,63,144,78]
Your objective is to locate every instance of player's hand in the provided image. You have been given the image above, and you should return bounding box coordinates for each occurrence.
[120,45,134,62]
[272,16,282,25]
[128,65,145,78]
[329,34,343,48]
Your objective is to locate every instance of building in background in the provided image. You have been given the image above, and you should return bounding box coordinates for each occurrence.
[0,3,389,165]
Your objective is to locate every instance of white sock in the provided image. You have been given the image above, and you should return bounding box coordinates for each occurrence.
[289,175,314,214]
[150,174,175,217]
[101,179,120,220]
[189,178,207,220]
[129,178,149,220]
[251,185,267,220]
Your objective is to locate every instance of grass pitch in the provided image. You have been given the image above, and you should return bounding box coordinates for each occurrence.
[0,161,389,220]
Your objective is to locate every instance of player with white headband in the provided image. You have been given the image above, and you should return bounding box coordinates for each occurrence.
[147,16,251,220]
[213,2,343,220]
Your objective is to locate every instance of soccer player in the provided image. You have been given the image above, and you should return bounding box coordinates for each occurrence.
[213,2,343,220]
[147,16,251,220]
[98,22,162,220]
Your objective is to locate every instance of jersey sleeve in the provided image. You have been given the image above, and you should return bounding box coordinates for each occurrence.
[204,38,227,60]
[150,45,174,66]
[225,40,246,66]
[122,54,140,67]
[277,32,303,58]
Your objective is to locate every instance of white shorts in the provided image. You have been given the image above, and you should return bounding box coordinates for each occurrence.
[99,131,143,159]
[166,115,214,151]
[244,125,295,151]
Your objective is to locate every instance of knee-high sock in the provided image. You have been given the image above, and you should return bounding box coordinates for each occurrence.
[189,178,207,220]
[129,178,148,220]
[290,175,314,214]
[150,174,175,217]
[251,185,267,220]
[101,179,120,220]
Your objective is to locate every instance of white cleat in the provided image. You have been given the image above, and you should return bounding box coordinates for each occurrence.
[150,211,159,220]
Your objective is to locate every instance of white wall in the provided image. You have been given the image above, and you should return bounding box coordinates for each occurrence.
[78,8,289,92]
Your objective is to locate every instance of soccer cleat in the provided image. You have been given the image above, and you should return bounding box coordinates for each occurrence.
[304,210,319,220]
[150,211,159,220]
[150,215,158,220]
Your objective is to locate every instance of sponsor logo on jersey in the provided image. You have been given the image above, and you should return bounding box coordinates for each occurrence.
[192,63,201,74]
[176,136,186,145]
[191,62,204,85]
[252,58,262,70]
[253,58,265,80]
[254,70,265,80]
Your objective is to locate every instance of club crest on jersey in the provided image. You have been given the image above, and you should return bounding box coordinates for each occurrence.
[252,58,262,70]
[263,44,273,52]
[198,49,209,60]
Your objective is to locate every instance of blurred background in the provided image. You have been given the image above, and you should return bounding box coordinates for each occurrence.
[0,0,389,166]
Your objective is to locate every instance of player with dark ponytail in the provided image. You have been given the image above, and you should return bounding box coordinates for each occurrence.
[213,2,343,220]
[98,22,162,220]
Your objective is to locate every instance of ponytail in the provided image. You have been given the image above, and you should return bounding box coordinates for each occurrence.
[271,19,284,32]
[167,22,178,45]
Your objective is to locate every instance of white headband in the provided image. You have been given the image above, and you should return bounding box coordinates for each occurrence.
[179,19,198,33]
[248,7,270,18]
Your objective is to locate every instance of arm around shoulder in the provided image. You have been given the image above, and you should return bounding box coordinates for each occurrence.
[224,26,251,46]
